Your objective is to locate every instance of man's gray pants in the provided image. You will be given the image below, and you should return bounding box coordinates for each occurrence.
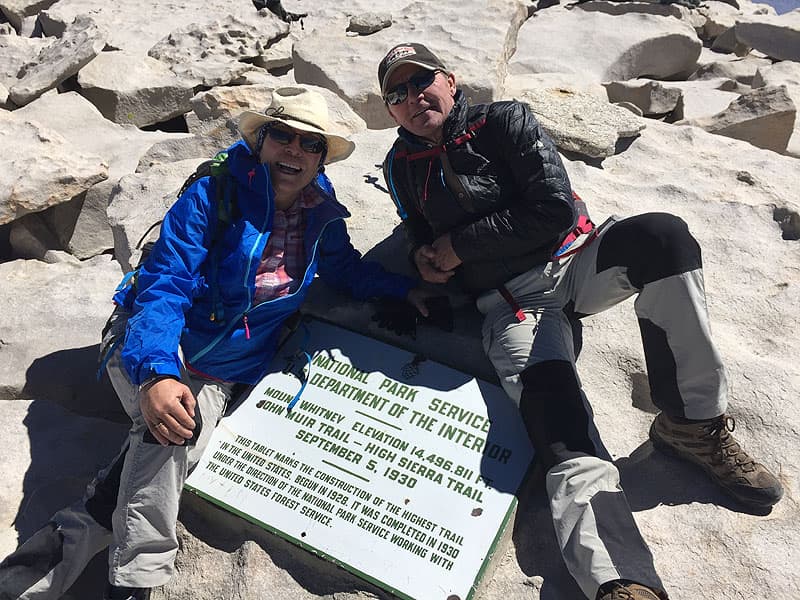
[1,310,234,599]
[476,213,726,599]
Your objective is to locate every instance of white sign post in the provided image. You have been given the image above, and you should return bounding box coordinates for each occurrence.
[186,320,534,600]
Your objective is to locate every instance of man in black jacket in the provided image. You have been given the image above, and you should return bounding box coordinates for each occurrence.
[378,42,783,600]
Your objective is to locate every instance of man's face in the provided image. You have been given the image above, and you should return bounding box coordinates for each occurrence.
[384,63,456,143]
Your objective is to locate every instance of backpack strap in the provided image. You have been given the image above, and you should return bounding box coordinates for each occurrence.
[205,152,237,323]
[552,192,597,259]
[124,152,238,325]
[393,116,488,161]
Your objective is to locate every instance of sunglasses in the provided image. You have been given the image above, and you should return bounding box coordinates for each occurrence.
[384,69,441,106]
[265,123,327,154]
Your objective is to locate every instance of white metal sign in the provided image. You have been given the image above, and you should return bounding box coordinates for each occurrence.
[185,319,534,600]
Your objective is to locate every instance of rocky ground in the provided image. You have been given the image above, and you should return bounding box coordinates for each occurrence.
[0,0,799,599]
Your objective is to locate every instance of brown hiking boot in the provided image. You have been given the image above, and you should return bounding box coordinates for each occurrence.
[650,413,783,509]
[597,580,666,600]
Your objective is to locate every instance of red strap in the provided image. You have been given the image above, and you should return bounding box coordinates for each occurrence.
[498,285,526,322]
[394,117,487,161]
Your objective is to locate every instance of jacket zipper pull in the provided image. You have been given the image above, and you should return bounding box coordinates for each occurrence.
[248,168,256,189]
[243,314,251,340]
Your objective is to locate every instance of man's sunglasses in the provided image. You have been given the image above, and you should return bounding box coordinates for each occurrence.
[265,123,327,154]
[384,69,441,106]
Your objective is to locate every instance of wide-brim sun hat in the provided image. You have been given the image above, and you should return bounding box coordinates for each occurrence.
[238,86,355,165]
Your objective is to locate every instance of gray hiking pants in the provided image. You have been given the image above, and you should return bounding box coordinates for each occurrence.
[5,308,234,598]
[476,213,726,599]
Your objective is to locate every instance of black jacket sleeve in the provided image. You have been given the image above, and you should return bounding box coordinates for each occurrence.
[382,146,435,258]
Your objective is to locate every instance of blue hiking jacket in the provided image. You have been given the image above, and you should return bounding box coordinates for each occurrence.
[114,140,414,385]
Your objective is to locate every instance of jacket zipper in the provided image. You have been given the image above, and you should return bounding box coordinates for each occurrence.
[187,213,344,365]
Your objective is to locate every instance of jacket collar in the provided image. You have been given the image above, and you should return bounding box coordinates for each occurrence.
[224,140,349,219]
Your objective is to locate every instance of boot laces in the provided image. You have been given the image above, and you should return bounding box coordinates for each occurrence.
[701,416,756,471]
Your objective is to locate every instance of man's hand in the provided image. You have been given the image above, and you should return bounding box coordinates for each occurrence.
[431,234,462,272]
[140,378,197,446]
[406,288,434,317]
[414,245,454,283]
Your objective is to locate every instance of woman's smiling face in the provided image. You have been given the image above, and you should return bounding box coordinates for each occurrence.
[259,123,326,209]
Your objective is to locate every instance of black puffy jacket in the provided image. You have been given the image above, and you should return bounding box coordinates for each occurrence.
[382,91,578,293]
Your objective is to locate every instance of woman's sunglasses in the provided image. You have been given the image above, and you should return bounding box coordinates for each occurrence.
[265,123,327,154]
[384,69,441,106]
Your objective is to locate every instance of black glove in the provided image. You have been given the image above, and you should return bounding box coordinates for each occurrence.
[372,298,419,339]
[423,296,454,332]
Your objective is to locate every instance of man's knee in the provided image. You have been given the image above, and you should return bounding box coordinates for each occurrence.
[597,213,702,288]
[519,361,603,469]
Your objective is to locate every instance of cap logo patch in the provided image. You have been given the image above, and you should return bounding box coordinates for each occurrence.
[385,45,417,67]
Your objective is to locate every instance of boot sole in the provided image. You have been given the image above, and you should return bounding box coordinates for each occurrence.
[649,421,782,509]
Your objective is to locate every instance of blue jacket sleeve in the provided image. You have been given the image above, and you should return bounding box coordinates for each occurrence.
[315,218,415,301]
[120,183,214,385]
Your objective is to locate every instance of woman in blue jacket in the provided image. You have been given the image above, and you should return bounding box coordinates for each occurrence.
[2,87,428,600]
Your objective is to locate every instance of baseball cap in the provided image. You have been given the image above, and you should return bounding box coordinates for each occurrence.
[378,43,448,95]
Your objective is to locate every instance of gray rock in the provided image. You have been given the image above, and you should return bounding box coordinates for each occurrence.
[147,12,288,88]
[577,0,704,31]
[699,1,740,40]
[39,0,264,56]
[0,33,52,91]
[0,81,7,108]
[135,136,229,173]
[504,72,609,99]
[0,255,123,399]
[753,60,800,89]
[8,212,60,260]
[685,85,796,153]
[9,15,107,106]
[43,180,117,259]
[510,9,702,82]
[735,10,800,61]
[690,54,773,85]
[711,25,750,54]
[294,0,528,129]
[651,77,741,120]
[604,80,682,116]
[0,0,57,30]
[519,87,646,158]
[752,61,800,157]
[77,51,195,127]
[0,22,17,35]
[347,13,393,35]
[0,108,107,226]
[14,91,188,179]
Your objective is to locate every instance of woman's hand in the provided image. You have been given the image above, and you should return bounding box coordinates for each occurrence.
[140,378,197,446]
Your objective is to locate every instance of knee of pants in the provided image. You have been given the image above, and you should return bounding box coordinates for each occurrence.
[597,212,702,288]
[519,361,605,470]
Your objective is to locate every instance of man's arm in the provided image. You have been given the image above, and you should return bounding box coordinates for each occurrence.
[446,102,576,265]
[382,149,455,283]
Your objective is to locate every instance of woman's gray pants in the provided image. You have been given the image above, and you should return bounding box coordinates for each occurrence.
[1,310,234,598]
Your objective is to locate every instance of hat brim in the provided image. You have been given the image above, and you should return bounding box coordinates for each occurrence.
[238,111,355,165]
[380,60,444,95]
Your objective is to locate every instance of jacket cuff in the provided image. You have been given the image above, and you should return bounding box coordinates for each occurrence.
[132,360,182,387]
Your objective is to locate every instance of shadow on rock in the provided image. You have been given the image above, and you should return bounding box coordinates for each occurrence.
[22,345,128,424]
[617,441,773,516]
[7,346,131,597]
[177,493,393,598]
[511,470,587,599]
